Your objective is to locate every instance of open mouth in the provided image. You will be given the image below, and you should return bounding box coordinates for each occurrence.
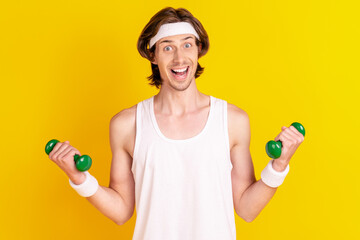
[170,66,189,80]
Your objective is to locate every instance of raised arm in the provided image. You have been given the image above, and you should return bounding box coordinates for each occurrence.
[228,104,304,222]
[48,106,136,225]
[227,104,272,223]
[86,107,136,225]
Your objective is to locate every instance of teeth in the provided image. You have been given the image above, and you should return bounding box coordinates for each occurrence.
[172,67,187,73]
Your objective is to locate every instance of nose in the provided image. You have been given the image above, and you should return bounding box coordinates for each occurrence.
[173,48,186,64]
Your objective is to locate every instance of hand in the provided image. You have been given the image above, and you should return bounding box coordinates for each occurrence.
[272,125,305,171]
[48,141,86,184]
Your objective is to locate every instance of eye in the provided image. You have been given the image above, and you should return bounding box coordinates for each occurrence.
[164,46,172,51]
[184,43,192,48]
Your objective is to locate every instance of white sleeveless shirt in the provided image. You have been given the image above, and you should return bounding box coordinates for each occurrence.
[131,95,236,240]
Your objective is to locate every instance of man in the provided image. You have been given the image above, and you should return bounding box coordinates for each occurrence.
[48,7,304,240]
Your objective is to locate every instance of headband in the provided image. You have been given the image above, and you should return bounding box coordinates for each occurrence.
[149,22,200,49]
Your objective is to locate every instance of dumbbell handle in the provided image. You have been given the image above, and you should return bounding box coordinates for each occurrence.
[45,139,92,172]
[265,122,305,159]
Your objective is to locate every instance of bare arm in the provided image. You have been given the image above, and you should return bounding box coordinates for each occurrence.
[85,108,136,225]
[228,104,304,222]
[49,107,136,225]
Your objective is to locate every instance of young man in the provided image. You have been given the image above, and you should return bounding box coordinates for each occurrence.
[48,7,304,240]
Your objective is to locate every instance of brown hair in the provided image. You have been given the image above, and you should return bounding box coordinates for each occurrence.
[137,7,210,89]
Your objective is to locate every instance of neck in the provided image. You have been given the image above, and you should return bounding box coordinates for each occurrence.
[154,81,207,116]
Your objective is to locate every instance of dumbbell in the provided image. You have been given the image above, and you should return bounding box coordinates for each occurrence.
[45,139,92,172]
[265,122,305,159]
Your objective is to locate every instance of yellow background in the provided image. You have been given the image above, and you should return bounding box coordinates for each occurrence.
[1,0,359,239]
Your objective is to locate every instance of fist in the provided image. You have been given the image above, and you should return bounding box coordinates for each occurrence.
[273,125,305,169]
[48,141,82,178]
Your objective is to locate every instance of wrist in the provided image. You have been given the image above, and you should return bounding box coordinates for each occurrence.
[69,171,99,197]
[272,159,289,172]
[261,159,290,188]
[68,172,86,185]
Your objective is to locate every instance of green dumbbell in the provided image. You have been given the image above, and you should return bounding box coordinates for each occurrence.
[45,139,92,172]
[265,122,305,159]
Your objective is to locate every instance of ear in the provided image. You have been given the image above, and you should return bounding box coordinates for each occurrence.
[197,43,203,57]
[150,52,157,65]
[198,43,202,55]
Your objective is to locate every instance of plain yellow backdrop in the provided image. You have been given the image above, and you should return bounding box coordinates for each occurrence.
[1,0,359,239]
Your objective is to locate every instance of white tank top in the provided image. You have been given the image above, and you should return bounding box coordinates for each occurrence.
[131,95,236,240]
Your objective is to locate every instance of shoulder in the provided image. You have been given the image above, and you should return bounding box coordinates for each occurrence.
[226,102,251,148]
[110,104,137,130]
[109,104,137,155]
[227,102,249,125]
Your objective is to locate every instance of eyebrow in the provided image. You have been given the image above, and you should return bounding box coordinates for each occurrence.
[159,36,195,45]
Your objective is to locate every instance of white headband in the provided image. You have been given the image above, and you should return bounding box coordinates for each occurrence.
[149,22,200,49]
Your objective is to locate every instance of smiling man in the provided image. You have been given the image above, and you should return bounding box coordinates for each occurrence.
[48,7,304,240]
[153,34,196,89]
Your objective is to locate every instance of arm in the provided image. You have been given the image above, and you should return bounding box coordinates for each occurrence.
[228,104,303,222]
[56,107,136,225]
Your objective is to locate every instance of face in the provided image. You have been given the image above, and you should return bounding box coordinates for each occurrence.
[151,34,201,91]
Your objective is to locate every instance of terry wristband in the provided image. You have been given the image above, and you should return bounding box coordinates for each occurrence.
[261,160,290,188]
[69,171,99,197]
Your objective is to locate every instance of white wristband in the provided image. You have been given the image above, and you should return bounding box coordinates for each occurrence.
[69,171,99,197]
[261,160,290,188]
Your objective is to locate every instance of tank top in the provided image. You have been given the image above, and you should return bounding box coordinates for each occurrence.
[131,95,236,240]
